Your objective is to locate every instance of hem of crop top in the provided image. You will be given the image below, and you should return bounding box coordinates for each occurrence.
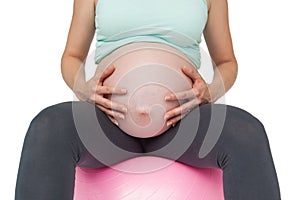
[96,41,198,70]
[94,39,201,69]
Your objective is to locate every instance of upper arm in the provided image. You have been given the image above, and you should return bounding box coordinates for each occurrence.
[203,0,237,66]
[62,0,96,61]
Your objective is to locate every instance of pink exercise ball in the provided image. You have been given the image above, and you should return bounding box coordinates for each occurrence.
[73,156,224,200]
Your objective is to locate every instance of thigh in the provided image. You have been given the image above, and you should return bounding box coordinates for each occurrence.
[139,103,224,166]
[71,101,145,168]
[30,101,145,168]
[140,102,271,169]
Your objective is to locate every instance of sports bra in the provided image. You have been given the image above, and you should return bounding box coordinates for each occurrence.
[94,0,208,69]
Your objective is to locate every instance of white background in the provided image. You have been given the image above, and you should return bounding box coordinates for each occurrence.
[0,0,299,199]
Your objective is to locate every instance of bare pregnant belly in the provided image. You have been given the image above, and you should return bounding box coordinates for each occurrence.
[99,42,195,138]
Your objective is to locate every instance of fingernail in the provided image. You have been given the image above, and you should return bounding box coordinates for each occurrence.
[123,107,128,112]
[165,96,169,100]
[119,114,125,119]
[164,114,169,120]
[121,88,127,93]
[167,121,172,127]
[115,121,119,126]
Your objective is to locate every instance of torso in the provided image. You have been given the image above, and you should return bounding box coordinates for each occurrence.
[93,0,209,138]
[99,42,196,138]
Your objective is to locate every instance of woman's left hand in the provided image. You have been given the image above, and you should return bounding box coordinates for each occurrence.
[164,66,211,127]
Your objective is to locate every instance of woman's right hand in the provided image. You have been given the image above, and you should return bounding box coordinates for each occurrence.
[74,65,128,126]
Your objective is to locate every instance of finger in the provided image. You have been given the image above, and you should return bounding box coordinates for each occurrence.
[95,85,127,95]
[164,99,198,120]
[107,115,119,126]
[165,88,199,101]
[91,95,128,114]
[96,104,126,120]
[202,99,209,105]
[98,65,116,83]
[181,66,204,82]
[166,112,189,127]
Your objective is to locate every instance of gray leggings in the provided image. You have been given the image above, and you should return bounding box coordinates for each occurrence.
[15,101,281,199]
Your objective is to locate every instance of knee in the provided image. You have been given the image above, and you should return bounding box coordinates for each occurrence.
[26,101,76,142]
[226,104,265,129]
[30,101,72,127]
[220,104,270,151]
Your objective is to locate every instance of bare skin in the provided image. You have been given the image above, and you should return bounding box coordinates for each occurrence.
[61,0,238,126]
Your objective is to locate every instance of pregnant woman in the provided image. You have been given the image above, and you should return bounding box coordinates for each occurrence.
[15,0,281,199]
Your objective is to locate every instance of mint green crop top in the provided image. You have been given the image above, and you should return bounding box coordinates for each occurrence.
[94,0,208,69]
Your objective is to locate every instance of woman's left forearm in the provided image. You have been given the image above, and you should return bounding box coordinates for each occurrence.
[205,59,238,103]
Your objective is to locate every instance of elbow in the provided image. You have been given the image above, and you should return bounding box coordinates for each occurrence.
[60,50,84,74]
[229,58,238,86]
[214,56,238,76]
[60,50,69,73]
[224,57,238,79]
[232,58,238,79]
[214,56,238,88]
[60,52,68,78]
